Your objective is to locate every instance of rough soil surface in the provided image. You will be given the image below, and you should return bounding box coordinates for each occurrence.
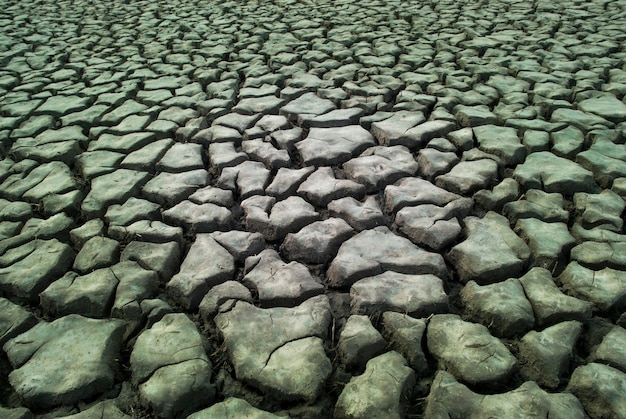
[1,0,626,418]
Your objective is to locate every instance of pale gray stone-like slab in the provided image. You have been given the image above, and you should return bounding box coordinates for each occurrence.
[297,166,366,207]
[461,279,535,338]
[199,281,253,322]
[281,218,353,264]
[295,125,375,166]
[503,188,569,224]
[343,145,418,193]
[163,200,233,233]
[167,234,235,309]
[381,312,429,375]
[395,200,471,250]
[558,262,626,312]
[217,161,271,199]
[351,271,448,317]
[242,139,290,170]
[142,169,209,207]
[243,249,324,306]
[448,212,530,284]
[188,398,281,419]
[334,351,415,419]
[519,267,593,327]
[119,139,174,171]
[473,124,526,166]
[280,92,336,122]
[384,177,465,213]
[0,239,74,303]
[327,196,385,231]
[574,189,625,233]
[590,326,626,373]
[72,236,120,274]
[515,218,576,271]
[105,197,161,226]
[518,321,582,389]
[215,296,332,402]
[120,241,181,282]
[82,169,150,218]
[266,166,315,199]
[327,226,447,288]
[567,363,626,419]
[4,314,124,408]
[425,371,587,418]
[241,195,319,241]
[370,111,425,146]
[435,159,499,195]
[427,314,517,385]
[108,221,183,247]
[337,315,386,369]
[131,313,215,418]
[0,297,37,347]
[514,151,598,194]
[571,241,626,270]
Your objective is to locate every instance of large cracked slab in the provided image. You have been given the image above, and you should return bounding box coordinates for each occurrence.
[427,314,518,385]
[425,371,587,418]
[295,125,375,166]
[4,315,125,408]
[215,295,332,402]
[242,249,324,307]
[448,211,530,284]
[327,226,447,288]
[131,313,215,418]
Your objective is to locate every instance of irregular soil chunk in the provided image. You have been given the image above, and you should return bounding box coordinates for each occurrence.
[4,315,125,408]
[327,226,448,288]
[334,351,415,419]
[131,313,215,418]
[425,371,587,418]
[426,314,517,385]
[215,296,332,402]
[447,211,530,284]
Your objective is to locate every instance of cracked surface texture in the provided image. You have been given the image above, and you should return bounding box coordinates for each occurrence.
[1,0,626,417]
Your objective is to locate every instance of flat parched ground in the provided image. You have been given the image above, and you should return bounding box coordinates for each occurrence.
[1,0,626,417]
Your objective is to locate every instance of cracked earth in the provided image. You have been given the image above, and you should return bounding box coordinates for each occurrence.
[1,0,626,417]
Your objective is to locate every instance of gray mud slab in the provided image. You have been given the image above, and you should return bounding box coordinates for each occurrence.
[188,398,282,419]
[589,326,626,373]
[351,271,448,317]
[327,226,448,288]
[559,262,626,313]
[131,313,215,418]
[425,371,587,418]
[460,279,535,338]
[334,351,415,419]
[215,295,332,402]
[3,315,125,408]
[519,267,593,327]
[3,0,626,416]
[0,297,37,347]
[242,249,324,307]
[0,239,74,303]
[167,234,235,309]
[513,151,598,195]
[82,169,150,218]
[280,218,353,264]
[381,312,429,376]
[518,321,583,389]
[427,314,517,385]
[447,211,530,284]
[297,167,366,207]
[343,145,418,193]
[567,363,626,419]
[295,125,375,166]
[337,315,386,369]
